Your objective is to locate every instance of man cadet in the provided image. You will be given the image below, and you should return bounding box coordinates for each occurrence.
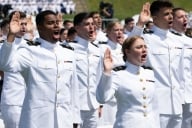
[134,1,184,128]
[0,10,80,128]
[0,11,27,128]
[171,7,192,128]
[70,12,103,128]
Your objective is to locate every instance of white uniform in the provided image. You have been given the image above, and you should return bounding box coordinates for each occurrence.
[98,39,125,127]
[97,61,160,128]
[170,29,192,128]
[1,37,26,128]
[70,36,103,128]
[143,26,184,128]
[0,38,80,128]
[96,29,108,42]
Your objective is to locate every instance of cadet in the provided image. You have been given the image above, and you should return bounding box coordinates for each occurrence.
[70,12,103,128]
[171,7,192,128]
[135,1,184,128]
[0,10,80,128]
[0,11,27,128]
[97,36,160,128]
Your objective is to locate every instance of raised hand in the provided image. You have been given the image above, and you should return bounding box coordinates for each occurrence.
[103,48,113,74]
[7,11,21,42]
[137,2,151,28]
[9,11,21,35]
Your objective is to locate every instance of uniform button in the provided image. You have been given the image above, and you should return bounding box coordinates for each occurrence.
[143,95,147,99]
[57,91,60,94]
[143,105,147,108]
[142,87,146,90]
[58,60,60,64]
[140,78,143,82]
[172,86,175,90]
[144,113,147,117]
[57,75,60,79]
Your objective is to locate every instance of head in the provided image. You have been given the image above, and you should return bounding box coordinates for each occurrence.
[172,8,188,33]
[74,12,96,41]
[106,21,124,44]
[122,36,147,66]
[59,28,68,42]
[63,20,73,30]
[36,10,60,43]
[145,20,154,29]
[9,11,27,37]
[90,11,102,30]
[124,17,135,32]
[150,0,174,29]
[67,27,77,42]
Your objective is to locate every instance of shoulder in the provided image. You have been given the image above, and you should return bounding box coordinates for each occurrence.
[24,39,41,46]
[60,43,74,51]
[113,66,126,72]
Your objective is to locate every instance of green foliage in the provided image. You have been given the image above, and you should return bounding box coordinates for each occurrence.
[83,0,192,20]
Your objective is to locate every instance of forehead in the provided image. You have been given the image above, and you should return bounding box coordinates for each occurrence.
[44,14,57,20]
[157,7,173,15]
[81,17,93,24]
[175,10,186,16]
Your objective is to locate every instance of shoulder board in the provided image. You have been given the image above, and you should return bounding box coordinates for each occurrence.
[170,31,182,36]
[25,39,41,46]
[113,66,126,71]
[68,40,78,43]
[60,43,74,50]
[0,40,4,43]
[91,42,98,48]
[142,65,153,70]
[143,29,154,34]
[98,41,107,44]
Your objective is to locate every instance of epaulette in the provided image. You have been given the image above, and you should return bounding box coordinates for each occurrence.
[0,40,4,43]
[113,66,126,71]
[91,42,98,48]
[170,31,182,36]
[60,43,74,50]
[68,40,78,43]
[25,39,40,46]
[143,29,154,34]
[142,65,153,70]
[98,41,107,44]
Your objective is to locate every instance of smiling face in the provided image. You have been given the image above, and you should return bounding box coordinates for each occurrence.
[37,14,60,43]
[123,37,147,66]
[172,9,188,33]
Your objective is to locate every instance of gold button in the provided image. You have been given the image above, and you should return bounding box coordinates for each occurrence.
[57,75,60,78]
[143,105,147,108]
[142,87,146,90]
[140,79,143,82]
[143,95,147,99]
[57,91,60,94]
[144,113,147,117]
[58,60,60,64]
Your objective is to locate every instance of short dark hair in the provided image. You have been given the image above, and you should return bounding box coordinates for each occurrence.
[36,10,56,26]
[150,0,174,16]
[124,17,134,24]
[90,11,99,17]
[73,12,92,26]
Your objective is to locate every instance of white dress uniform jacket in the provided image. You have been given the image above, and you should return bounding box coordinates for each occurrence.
[144,26,184,114]
[70,36,103,110]
[1,37,26,128]
[0,38,80,128]
[96,61,160,128]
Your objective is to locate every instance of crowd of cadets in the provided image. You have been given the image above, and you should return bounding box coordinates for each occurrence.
[0,0,192,128]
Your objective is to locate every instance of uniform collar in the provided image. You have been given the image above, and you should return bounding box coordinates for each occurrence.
[38,38,59,50]
[108,39,122,50]
[74,36,89,48]
[125,61,141,75]
[152,25,169,37]
[169,28,183,36]
[14,37,25,45]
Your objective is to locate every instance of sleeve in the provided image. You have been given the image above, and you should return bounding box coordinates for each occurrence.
[96,72,116,104]
[0,41,33,73]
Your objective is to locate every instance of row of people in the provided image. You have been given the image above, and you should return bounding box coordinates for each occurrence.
[0,0,192,128]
